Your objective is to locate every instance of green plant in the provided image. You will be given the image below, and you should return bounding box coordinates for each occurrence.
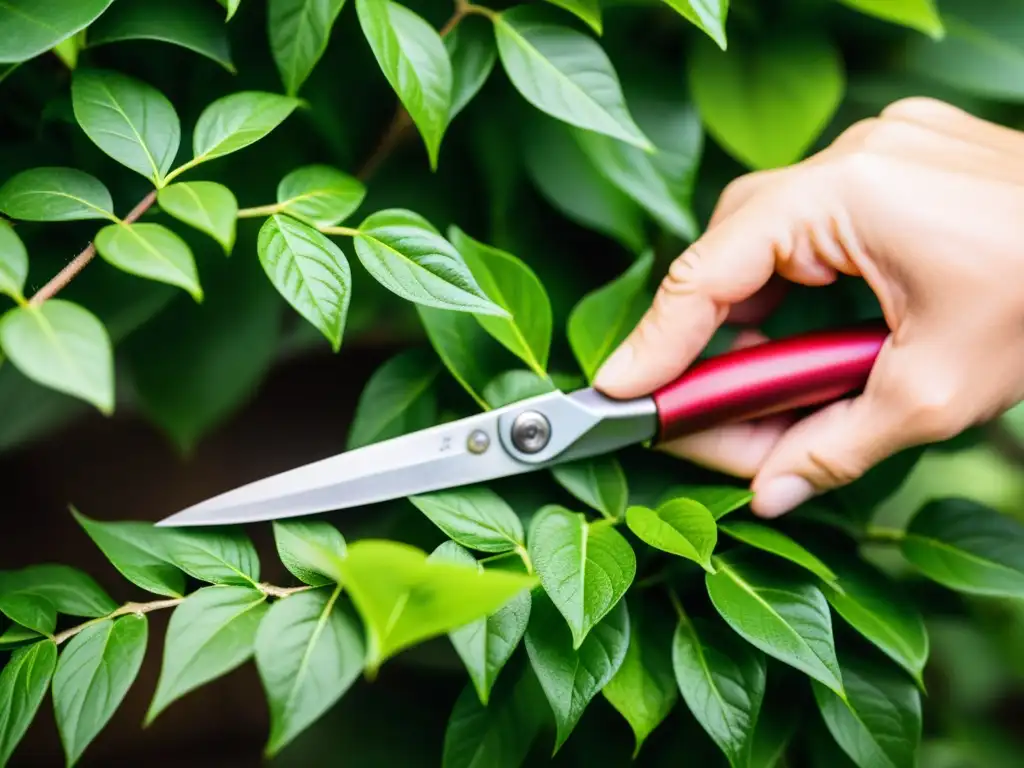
[2,0,1024,766]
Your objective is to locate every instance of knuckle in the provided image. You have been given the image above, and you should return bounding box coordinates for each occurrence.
[891,374,964,441]
[806,450,867,488]
[880,96,958,122]
[662,248,704,296]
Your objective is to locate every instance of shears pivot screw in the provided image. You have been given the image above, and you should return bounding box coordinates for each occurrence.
[511,411,551,454]
[467,429,490,454]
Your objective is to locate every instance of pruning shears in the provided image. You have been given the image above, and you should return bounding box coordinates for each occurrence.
[156,324,888,528]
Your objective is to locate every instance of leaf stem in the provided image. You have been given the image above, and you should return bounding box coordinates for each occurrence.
[237,203,283,218]
[161,157,204,186]
[667,587,688,622]
[54,597,184,645]
[320,225,361,237]
[258,583,314,598]
[864,525,906,544]
[462,3,496,20]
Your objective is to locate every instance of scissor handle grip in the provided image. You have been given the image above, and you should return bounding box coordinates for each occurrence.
[652,323,889,443]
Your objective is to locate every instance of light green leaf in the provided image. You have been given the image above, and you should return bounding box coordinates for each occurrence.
[160,529,260,586]
[0,565,115,618]
[53,615,147,767]
[525,593,630,752]
[255,586,364,756]
[158,182,238,254]
[672,614,766,767]
[0,0,114,64]
[0,167,114,222]
[0,301,114,414]
[411,487,525,554]
[0,222,27,300]
[719,522,837,584]
[276,165,366,227]
[258,214,352,351]
[706,553,844,696]
[567,251,653,382]
[0,640,57,766]
[189,91,302,168]
[902,497,1024,597]
[273,521,347,586]
[53,30,84,69]
[347,348,439,449]
[87,0,235,72]
[95,223,202,301]
[626,499,717,572]
[544,0,601,34]
[688,34,844,169]
[495,7,652,150]
[664,0,728,49]
[659,484,753,520]
[354,209,507,316]
[551,456,628,520]
[71,68,181,185]
[838,0,943,38]
[483,370,557,409]
[812,653,922,768]
[429,542,531,705]
[0,624,42,650]
[449,225,551,375]
[0,592,54,636]
[355,0,452,169]
[335,539,537,671]
[528,505,636,648]
[269,0,347,96]
[445,17,497,119]
[602,601,678,758]
[220,0,243,21]
[71,508,184,598]
[147,585,268,724]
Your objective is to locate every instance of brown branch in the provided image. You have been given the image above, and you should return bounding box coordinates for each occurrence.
[54,596,184,645]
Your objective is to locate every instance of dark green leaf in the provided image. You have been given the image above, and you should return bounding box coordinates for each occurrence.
[269,0,347,96]
[544,0,601,34]
[719,522,837,584]
[482,370,557,409]
[273,520,347,586]
[0,222,27,301]
[0,640,57,766]
[659,485,753,520]
[838,0,943,37]
[411,487,525,554]
[626,498,717,572]
[551,456,628,520]
[187,91,302,168]
[416,305,505,410]
[0,167,114,222]
[0,592,54,636]
[445,17,497,119]
[347,348,439,449]
[160,529,260,586]
[663,0,728,48]
[0,624,42,650]
[0,565,115,618]
[0,0,114,64]
[276,165,366,227]
[94,223,202,301]
[748,690,799,768]
[157,182,237,254]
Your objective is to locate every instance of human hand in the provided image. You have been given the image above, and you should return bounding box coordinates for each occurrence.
[592,97,1024,519]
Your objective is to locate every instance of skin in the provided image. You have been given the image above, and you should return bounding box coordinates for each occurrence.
[592,97,1024,518]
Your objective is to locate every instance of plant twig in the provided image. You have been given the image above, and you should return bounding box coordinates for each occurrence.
[54,596,184,645]
[259,583,314,598]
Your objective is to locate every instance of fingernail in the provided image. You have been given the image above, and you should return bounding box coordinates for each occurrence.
[594,344,634,389]
[752,475,814,518]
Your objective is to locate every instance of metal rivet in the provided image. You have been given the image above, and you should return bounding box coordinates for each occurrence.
[511,411,551,454]
[467,429,490,454]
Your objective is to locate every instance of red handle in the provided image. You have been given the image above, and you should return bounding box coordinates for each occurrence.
[653,324,889,443]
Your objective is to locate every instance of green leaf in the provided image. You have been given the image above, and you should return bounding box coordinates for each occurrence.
[551,456,628,520]
[276,165,366,227]
[0,592,54,636]
[257,214,352,351]
[71,68,180,185]
[445,17,497,119]
[335,539,537,671]
[220,0,243,21]
[672,614,766,767]
[626,499,717,572]
[157,182,238,254]
[53,31,85,69]
[269,0,347,96]
[355,0,452,169]
[748,684,799,768]
[602,601,678,758]
[87,0,235,73]
[483,370,557,409]
[354,210,507,316]
[160,529,261,586]
[495,7,652,150]
[95,223,202,301]
[838,0,943,38]
[147,585,268,724]
[53,615,147,767]
[706,553,844,695]
[347,348,439,449]
[688,34,844,169]
[429,542,531,705]
[273,521,346,586]
[0,222,27,301]
[417,304,507,410]
[254,586,364,756]
[525,592,630,752]
[71,508,184,598]
[528,505,636,648]
[544,0,601,34]
[0,640,57,766]
[902,497,1024,597]
[0,301,114,414]
[663,0,728,49]
[448,225,551,374]
[411,487,525,554]
[812,653,922,768]
[719,522,837,584]
[658,484,753,520]
[0,0,114,64]
[0,167,114,222]
[189,92,302,168]
[0,565,116,618]
[0,624,42,650]
[567,251,652,382]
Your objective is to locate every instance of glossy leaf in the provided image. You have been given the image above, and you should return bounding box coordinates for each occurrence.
[719,522,837,584]
[483,370,557,409]
[551,456,628,520]
[664,0,728,49]
[190,92,302,167]
[258,214,352,351]
[273,520,347,586]
[568,251,653,381]
[527,505,636,648]
[416,305,503,410]
[838,0,943,38]
[255,587,364,755]
[269,0,347,96]
[411,487,525,554]
[495,7,652,150]
[276,165,366,227]
[545,0,601,34]
[347,348,439,449]
[0,301,114,414]
[0,641,57,766]
[0,222,27,300]
[147,586,268,723]
[659,484,754,520]
[0,0,114,64]
[160,529,260,586]
[626,499,717,572]
[445,17,497,119]
[672,615,766,767]
[0,565,115,618]
[525,593,630,752]
[0,592,54,636]
[706,554,844,695]
[356,0,452,168]
[0,167,114,222]
[53,615,147,767]
[71,68,181,185]
[95,223,202,301]
[158,182,238,254]
[354,209,506,316]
